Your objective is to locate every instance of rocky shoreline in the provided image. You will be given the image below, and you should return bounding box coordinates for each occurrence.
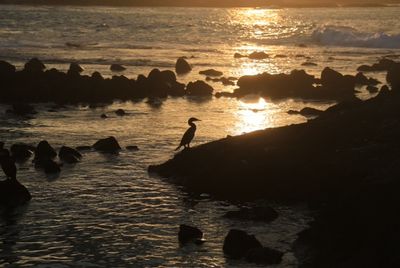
[149,62,400,266]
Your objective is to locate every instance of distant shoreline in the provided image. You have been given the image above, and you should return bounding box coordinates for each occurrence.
[0,0,395,8]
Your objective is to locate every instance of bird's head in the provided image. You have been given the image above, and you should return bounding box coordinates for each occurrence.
[188,117,201,124]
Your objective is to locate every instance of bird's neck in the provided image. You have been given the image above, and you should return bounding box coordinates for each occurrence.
[189,122,196,128]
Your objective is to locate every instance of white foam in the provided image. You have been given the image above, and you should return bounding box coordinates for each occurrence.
[311,25,400,49]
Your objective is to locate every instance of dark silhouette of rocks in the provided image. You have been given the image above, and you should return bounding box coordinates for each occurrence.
[186,80,214,96]
[206,76,236,86]
[224,206,278,222]
[288,107,324,117]
[24,58,46,72]
[0,179,31,207]
[10,143,34,162]
[68,62,84,75]
[100,113,108,118]
[234,52,269,60]
[223,229,262,259]
[34,157,61,174]
[93,136,121,153]
[366,85,379,93]
[59,146,82,163]
[0,60,16,75]
[175,57,192,74]
[357,58,398,72]
[110,64,126,72]
[178,224,204,244]
[199,69,223,76]
[126,145,139,151]
[115,109,126,116]
[35,140,57,160]
[245,247,283,265]
[248,51,269,59]
[7,103,37,116]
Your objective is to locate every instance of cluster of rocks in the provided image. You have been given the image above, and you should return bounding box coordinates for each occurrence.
[216,67,381,101]
[234,51,270,60]
[178,224,283,265]
[0,58,214,104]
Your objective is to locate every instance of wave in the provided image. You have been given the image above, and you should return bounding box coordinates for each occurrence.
[311,26,400,49]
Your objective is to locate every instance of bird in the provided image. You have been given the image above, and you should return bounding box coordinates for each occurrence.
[0,148,17,180]
[175,117,201,151]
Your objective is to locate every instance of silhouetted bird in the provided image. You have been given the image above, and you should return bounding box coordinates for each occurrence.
[175,117,201,151]
[0,149,17,180]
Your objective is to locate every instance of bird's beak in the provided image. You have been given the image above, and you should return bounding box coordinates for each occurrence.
[195,119,201,122]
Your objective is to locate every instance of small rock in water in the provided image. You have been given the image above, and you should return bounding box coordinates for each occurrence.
[248,51,269,60]
[100,113,108,119]
[35,140,57,159]
[59,146,82,163]
[115,109,126,116]
[93,136,121,153]
[110,64,126,72]
[10,143,34,162]
[199,69,223,77]
[178,224,204,244]
[175,57,192,74]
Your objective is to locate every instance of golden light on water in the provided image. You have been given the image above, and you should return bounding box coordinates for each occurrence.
[234,97,271,134]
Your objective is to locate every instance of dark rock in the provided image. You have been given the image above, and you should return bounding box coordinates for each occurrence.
[68,62,84,75]
[93,136,121,153]
[288,107,324,117]
[275,54,287,58]
[0,179,31,207]
[24,58,46,72]
[126,145,139,151]
[186,80,214,96]
[59,146,82,163]
[175,57,192,74]
[248,51,269,60]
[92,71,103,80]
[178,224,203,244]
[10,143,34,161]
[199,69,223,77]
[100,113,108,119]
[224,206,279,222]
[302,62,317,66]
[386,63,400,90]
[115,109,126,116]
[8,103,37,116]
[34,157,61,174]
[76,146,92,151]
[35,140,57,159]
[223,229,263,259]
[215,91,236,98]
[0,60,16,76]
[110,64,126,72]
[234,53,246,58]
[357,58,398,72]
[245,247,283,265]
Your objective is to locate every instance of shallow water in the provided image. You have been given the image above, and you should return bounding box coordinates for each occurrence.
[0,4,400,267]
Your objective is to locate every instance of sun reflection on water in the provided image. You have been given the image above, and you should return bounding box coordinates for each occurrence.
[234,97,272,135]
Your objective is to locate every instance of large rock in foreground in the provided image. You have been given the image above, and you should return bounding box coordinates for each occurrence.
[223,229,262,258]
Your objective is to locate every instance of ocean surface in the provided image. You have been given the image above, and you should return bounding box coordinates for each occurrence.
[0,4,400,267]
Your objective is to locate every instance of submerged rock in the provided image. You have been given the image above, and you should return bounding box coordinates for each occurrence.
[115,109,126,116]
[175,57,192,74]
[93,137,121,153]
[288,107,324,117]
[110,64,126,72]
[76,146,92,151]
[199,69,223,76]
[178,224,204,244]
[126,145,139,151]
[0,179,31,207]
[7,103,37,116]
[248,51,269,60]
[223,229,262,259]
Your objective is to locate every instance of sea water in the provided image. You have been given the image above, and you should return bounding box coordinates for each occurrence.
[0,5,399,267]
